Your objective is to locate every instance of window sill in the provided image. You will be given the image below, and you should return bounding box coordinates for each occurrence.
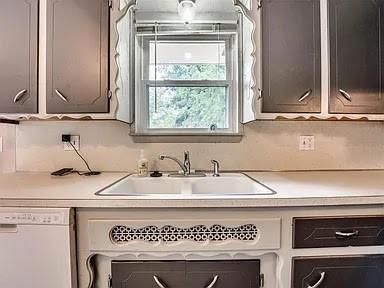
[130,132,244,143]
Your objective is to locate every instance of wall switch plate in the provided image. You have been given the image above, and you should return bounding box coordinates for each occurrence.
[0,136,2,153]
[299,135,315,151]
[63,135,80,151]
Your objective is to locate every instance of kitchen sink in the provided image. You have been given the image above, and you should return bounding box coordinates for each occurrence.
[96,173,276,197]
[191,174,273,195]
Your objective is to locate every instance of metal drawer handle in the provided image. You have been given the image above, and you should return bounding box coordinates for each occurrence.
[55,89,69,103]
[339,89,352,102]
[153,275,168,288]
[13,89,27,103]
[335,230,359,238]
[205,275,219,288]
[307,272,326,288]
[298,89,312,102]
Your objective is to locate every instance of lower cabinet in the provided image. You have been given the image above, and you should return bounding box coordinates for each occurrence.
[111,261,185,287]
[292,255,384,288]
[111,260,260,288]
[186,261,260,288]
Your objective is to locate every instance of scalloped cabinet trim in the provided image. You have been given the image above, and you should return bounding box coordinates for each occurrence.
[88,218,281,252]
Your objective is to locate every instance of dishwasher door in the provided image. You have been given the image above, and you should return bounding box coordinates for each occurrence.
[0,208,77,288]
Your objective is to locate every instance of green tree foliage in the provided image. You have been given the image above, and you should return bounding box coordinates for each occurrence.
[149,64,229,129]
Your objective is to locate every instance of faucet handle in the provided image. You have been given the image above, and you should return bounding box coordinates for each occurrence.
[183,151,191,174]
[211,160,220,177]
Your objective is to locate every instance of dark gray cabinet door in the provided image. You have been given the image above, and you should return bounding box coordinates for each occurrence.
[46,0,110,114]
[292,255,384,288]
[111,260,260,288]
[329,0,384,114]
[111,261,186,288]
[0,0,38,113]
[186,261,260,288]
[261,0,321,113]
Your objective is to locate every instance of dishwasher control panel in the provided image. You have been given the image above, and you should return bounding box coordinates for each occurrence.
[0,212,65,225]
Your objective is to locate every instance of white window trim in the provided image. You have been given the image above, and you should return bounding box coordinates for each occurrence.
[134,32,240,135]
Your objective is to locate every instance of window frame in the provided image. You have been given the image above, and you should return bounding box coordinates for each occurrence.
[135,32,240,135]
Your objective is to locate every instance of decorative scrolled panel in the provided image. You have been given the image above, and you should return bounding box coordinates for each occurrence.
[110,224,259,244]
[88,219,281,252]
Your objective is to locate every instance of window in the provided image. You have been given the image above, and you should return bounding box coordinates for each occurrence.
[135,24,240,134]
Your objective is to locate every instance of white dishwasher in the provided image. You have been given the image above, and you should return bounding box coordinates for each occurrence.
[0,207,77,288]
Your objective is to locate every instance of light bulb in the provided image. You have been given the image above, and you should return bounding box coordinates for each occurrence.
[178,0,196,22]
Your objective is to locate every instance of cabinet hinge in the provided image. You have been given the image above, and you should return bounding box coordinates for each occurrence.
[257,88,263,100]
[108,274,112,288]
[108,90,113,100]
[259,273,265,288]
[108,0,113,9]
[257,0,262,9]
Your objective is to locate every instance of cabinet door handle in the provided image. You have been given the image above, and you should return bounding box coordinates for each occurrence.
[205,275,219,288]
[339,89,352,102]
[335,230,359,238]
[55,89,69,103]
[298,89,312,102]
[13,89,27,103]
[307,272,326,288]
[153,275,168,288]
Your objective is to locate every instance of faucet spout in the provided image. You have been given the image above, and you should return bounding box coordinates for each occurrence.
[159,154,188,175]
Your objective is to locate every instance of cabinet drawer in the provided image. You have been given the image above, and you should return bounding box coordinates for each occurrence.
[293,216,384,248]
[111,261,186,288]
[186,260,260,288]
[292,255,384,288]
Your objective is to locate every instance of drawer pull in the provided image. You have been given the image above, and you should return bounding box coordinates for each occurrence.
[205,275,219,288]
[307,272,325,288]
[153,275,168,288]
[335,230,359,238]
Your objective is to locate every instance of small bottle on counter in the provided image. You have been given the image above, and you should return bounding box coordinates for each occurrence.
[137,149,149,177]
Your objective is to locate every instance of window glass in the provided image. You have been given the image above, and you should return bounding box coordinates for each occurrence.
[149,86,229,129]
[136,31,238,134]
[149,41,227,81]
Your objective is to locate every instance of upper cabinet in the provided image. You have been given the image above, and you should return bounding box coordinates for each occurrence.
[261,0,321,113]
[4,0,384,121]
[0,0,39,113]
[46,0,110,114]
[329,0,384,114]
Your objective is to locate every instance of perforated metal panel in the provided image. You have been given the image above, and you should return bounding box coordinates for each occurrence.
[110,224,258,244]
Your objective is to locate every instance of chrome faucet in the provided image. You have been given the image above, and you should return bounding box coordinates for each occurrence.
[159,151,191,176]
[211,160,220,177]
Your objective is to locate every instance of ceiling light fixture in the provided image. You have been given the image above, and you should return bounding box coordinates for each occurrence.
[178,0,197,22]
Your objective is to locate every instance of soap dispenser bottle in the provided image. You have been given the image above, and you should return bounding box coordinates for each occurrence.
[137,149,149,177]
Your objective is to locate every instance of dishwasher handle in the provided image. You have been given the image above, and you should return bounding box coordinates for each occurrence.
[0,224,18,233]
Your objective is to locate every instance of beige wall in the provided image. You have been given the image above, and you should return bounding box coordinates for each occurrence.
[14,120,384,172]
[0,124,16,173]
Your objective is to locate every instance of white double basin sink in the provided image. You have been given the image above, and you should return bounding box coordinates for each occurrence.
[96,173,276,198]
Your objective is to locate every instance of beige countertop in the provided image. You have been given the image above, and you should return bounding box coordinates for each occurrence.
[1,171,384,208]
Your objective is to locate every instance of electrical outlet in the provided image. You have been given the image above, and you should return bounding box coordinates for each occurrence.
[299,135,315,151]
[63,135,80,151]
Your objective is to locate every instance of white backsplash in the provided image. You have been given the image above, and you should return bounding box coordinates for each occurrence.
[14,120,384,172]
[0,124,16,173]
